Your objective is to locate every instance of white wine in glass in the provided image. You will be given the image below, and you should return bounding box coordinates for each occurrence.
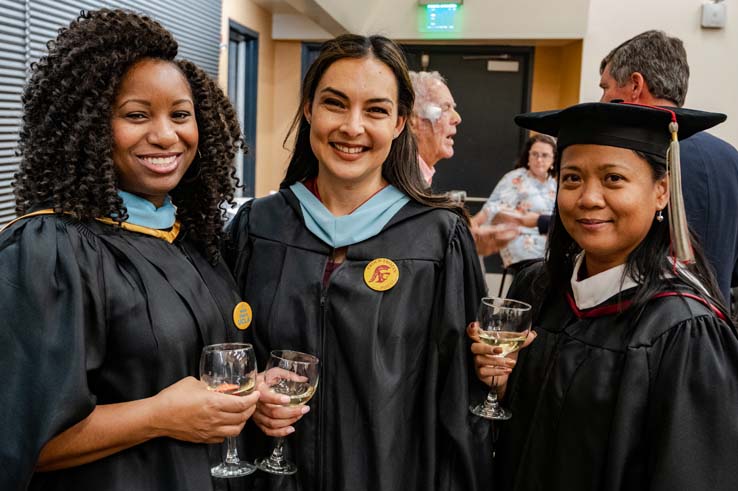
[477,331,528,357]
[470,297,532,420]
[255,350,320,475]
[200,343,258,478]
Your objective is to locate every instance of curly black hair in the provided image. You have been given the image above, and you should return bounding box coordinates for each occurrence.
[14,9,243,262]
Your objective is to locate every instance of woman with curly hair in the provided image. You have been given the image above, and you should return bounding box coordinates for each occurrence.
[0,9,258,490]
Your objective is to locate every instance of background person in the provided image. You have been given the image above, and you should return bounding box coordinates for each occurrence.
[0,9,256,490]
[598,29,738,305]
[473,134,557,269]
[472,102,738,491]
[408,70,461,186]
[410,71,518,256]
[225,35,491,491]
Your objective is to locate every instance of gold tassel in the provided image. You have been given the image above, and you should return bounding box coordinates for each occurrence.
[666,121,695,264]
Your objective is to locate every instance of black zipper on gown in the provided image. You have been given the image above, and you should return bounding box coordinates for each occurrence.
[317,256,330,491]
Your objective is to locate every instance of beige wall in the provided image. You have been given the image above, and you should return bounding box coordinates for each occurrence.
[220,0,282,197]
[531,41,582,112]
[272,41,303,183]
[580,0,738,146]
[296,0,590,40]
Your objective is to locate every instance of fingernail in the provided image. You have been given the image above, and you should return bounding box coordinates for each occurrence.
[279,395,291,404]
[301,405,311,414]
[286,427,295,434]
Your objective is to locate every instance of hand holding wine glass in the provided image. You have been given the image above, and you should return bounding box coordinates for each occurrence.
[150,376,259,444]
[200,343,259,478]
[255,350,319,475]
[467,323,536,394]
[469,297,532,420]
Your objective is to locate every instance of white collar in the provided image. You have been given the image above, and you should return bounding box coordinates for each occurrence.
[570,253,639,309]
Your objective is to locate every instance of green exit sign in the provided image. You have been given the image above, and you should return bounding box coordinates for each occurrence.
[425,4,459,31]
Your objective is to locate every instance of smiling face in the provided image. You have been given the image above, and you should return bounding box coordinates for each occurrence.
[527,141,555,181]
[304,56,406,188]
[111,58,198,207]
[414,80,461,166]
[557,144,668,275]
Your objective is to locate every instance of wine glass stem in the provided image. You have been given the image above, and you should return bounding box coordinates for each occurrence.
[485,387,500,406]
[269,437,287,465]
[485,355,504,408]
[224,436,240,465]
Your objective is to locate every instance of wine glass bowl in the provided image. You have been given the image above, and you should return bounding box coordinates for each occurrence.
[470,297,532,420]
[199,343,258,478]
[255,350,320,475]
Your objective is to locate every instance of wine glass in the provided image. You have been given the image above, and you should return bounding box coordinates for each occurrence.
[469,297,532,420]
[200,343,258,478]
[255,350,320,475]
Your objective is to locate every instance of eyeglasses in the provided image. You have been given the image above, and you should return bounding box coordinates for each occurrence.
[529,151,553,161]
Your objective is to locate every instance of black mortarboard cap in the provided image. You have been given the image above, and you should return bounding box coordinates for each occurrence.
[514,102,726,163]
[514,101,727,264]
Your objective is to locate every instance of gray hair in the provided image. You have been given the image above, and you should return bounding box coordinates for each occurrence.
[409,70,447,121]
[600,30,689,107]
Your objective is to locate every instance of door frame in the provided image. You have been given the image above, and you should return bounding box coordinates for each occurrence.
[227,20,259,197]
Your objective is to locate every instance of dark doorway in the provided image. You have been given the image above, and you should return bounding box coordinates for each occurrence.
[403,45,533,273]
[228,21,258,197]
[301,42,322,81]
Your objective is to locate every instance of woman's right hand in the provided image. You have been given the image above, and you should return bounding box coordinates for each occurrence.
[252,370,311,437]
[151,376,260,444]
[467,322,537,397]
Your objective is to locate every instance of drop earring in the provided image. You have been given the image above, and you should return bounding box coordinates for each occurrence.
[656,209,664,222]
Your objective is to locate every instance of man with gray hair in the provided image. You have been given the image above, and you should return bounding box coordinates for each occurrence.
[409,71,461,185]
[409,70,519,256]
[599,30,738,305]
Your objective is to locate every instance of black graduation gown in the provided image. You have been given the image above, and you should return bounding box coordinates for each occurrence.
[0,214,244,491]
[224,189,492,491]
[496,264,738,491]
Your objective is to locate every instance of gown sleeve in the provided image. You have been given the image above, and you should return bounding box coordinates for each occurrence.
[432,216,493,490]
[0,217,103,490]
[646,313,738,490]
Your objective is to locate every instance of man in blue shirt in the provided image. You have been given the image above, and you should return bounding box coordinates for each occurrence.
[598,30,738,307]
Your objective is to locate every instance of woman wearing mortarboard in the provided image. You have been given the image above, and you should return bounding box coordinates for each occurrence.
[469,102,738,490]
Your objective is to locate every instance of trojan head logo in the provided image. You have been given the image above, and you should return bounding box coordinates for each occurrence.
[364,258,399,292]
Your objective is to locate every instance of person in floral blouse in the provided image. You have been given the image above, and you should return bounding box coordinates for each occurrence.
[473,134,557,268]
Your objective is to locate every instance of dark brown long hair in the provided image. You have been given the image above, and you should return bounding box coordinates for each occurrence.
[280,34,466,220]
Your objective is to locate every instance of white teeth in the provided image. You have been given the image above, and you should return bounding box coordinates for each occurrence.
[142,156,177,166]
[334,144,364,154]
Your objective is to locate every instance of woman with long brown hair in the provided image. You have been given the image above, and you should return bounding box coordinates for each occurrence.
[225,34,490,490]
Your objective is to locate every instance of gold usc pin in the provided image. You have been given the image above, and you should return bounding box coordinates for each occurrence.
[364,258,399,292]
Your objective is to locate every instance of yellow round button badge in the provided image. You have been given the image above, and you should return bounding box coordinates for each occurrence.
[364,258,399,292]
[232,301,253,330]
